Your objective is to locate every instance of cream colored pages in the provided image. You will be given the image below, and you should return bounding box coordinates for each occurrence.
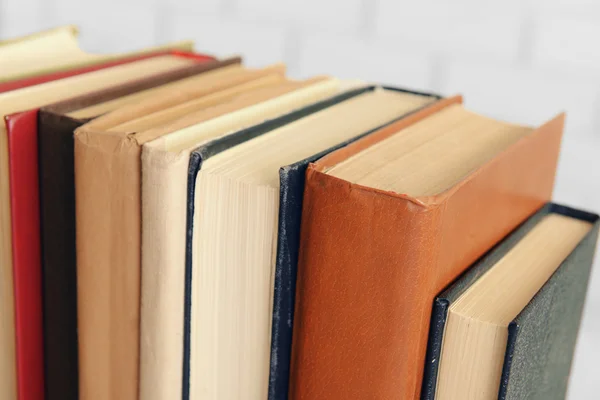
[326,104,532,196]
[136,77,329,149]
[186,89,434,400]
[200,89,435,183]
[67,64,286,119]
[139,78,341,400]
[0,54,197,400]
[83,65,286,132]
[113,74,294,133]
[0,25,195,83]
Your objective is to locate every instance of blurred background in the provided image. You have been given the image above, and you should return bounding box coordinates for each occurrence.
[1,0,599,398]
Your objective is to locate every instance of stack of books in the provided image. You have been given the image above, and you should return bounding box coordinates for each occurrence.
[0,26,597,400]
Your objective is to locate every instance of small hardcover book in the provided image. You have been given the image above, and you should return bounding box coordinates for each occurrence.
[422,203,599,400]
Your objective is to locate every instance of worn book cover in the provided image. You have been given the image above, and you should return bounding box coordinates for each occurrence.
[289,107,565,399]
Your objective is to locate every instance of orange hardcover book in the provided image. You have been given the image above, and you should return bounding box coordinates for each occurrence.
[289,98,564,400]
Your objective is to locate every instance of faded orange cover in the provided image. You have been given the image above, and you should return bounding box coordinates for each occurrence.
[289,101,564,400]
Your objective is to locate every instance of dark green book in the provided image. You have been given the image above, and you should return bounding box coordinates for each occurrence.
[422,203,598,400]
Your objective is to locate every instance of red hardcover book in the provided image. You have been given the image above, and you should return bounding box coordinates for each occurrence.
[7,110,44,400]
[5,50,213,400]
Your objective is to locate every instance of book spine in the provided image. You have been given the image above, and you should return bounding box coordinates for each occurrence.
[7,111,45,400]
[420,298,450,400]
[38,111,82,400]
[268,163,308,400]
[74,131,141,400]
[139,145,190,400]
[290,168,442,400]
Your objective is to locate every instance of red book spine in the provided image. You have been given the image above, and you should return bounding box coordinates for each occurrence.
[7,110,45,400]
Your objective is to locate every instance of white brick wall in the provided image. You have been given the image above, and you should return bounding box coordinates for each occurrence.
[375,0,525,63]
[237,0,365,33]
[441,61,600,137]
[0,0,51,37]
[532,14,600,70]
[164,8,288,67]
[295,33,433,88]
[1,0,599,397]
[51,0,159,52]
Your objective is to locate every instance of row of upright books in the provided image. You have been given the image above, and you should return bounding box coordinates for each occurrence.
[0,25,597,400]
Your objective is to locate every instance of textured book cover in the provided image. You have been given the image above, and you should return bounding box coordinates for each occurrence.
[267,86,442,400]
[36,56,235,400]
[289,109,565,400]
[422,203,598,400]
